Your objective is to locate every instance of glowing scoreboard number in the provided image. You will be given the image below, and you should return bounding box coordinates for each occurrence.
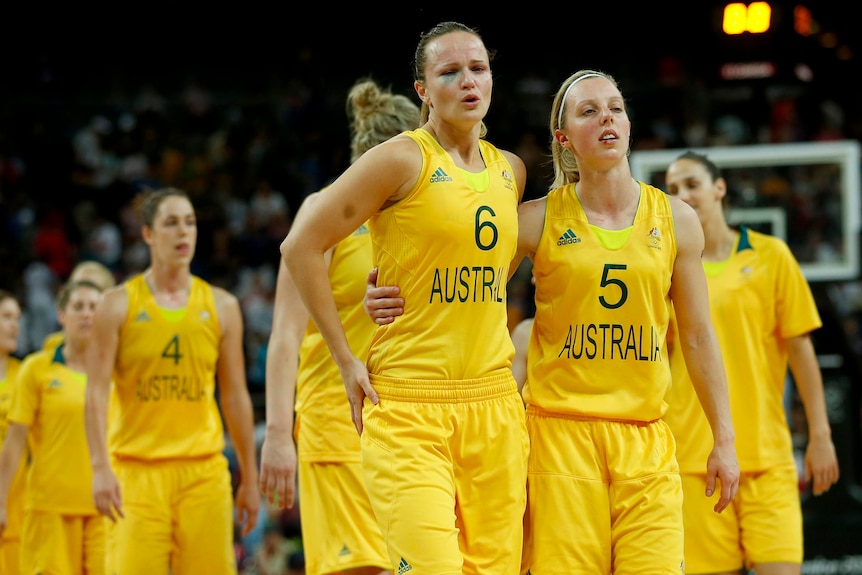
[722,2,772,34]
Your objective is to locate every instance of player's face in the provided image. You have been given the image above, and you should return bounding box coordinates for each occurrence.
[146,196,198,264]
[557,76,630,169]
[665,159,723,223]
[0,297,21,355]
[59,286,101,341]
[418,31,492,128]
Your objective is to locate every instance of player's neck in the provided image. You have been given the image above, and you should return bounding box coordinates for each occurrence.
[144,267,191,309]
[144,266,191,295]
[702,220,737,262]
[61,340,88,373]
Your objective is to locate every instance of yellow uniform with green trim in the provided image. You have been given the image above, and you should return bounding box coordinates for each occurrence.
[42,329,121,466]
[11,347,104,575]
[364,128,529,575]
[521,182,684,575]
[107,274,234,575]
[41,331,64,353]
[0,356,24,575]
[295,222,389,575]
[664,226,818,572]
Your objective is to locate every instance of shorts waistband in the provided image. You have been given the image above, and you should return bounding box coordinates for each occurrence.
[369,372,517,403]
[526,405,658,427]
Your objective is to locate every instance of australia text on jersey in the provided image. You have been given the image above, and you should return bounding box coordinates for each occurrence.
[428,266,506,304]
[136,375,206,401]
[558,323,662,361]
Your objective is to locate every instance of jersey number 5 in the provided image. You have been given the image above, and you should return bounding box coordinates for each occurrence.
[599,264,628,309]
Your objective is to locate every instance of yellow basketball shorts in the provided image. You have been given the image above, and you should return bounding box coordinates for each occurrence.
[298,459,390,575]
[522,409,684,575]
[20,510,105,575]
[0,535,19,575]
[107,454,235,575]
[681,463,802,573]
[362,372,529,575]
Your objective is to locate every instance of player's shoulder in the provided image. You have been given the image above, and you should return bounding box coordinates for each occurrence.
[741,226,794,257]
[19,348,53,372]
[206,281,240,309]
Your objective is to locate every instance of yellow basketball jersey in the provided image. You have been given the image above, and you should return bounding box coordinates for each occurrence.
[295,223,374,461]
[523,181,677,421]
[110,274,224,460]
[0,356,25,538]
[0,356,22,448]
[11,348,96,515]
[366,128,519,379]
[665,227,821,472]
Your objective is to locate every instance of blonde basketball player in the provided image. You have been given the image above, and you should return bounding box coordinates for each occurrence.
[0,280,106,575]
[260,77,421,575]
[281,22,529,575]
[511,69,739,575]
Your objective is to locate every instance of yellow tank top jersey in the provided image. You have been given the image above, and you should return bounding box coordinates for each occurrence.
[0,356,22,448]
[111,274,224,460]
[0,356,25,538]
[295,223,373,461]
[11,348,97,515]
[523,181,677,421]
[366,128,519,380]
[665,227,821,472]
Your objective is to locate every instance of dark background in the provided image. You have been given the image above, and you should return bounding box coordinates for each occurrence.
[6,2,859,184]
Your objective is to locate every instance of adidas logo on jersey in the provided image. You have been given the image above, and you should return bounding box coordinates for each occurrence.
[338,544,350,557]
[134,310,151,322]
[557,228,581,245]
[430,167,453,183]
[397,557,413,574]
[48,379,62,389]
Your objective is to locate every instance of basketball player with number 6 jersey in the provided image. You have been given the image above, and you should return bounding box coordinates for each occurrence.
[282,22,529,574]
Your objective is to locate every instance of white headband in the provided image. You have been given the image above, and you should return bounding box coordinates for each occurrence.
[557,73,604,129]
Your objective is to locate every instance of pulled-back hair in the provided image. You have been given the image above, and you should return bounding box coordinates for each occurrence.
[132,188,191,227]
[674,150,723,181]
[347,79,421,163]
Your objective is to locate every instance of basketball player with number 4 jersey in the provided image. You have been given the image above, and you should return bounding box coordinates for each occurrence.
[85,188,260,575]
